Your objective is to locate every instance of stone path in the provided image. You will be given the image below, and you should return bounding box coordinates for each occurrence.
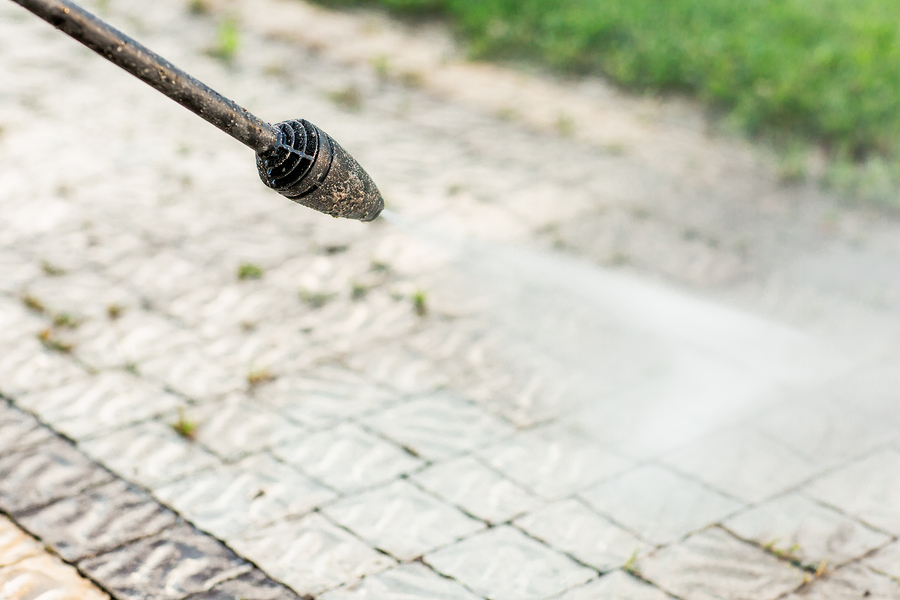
[1,0,899,598]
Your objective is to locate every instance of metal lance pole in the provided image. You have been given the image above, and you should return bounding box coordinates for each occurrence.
[9,0,384,221]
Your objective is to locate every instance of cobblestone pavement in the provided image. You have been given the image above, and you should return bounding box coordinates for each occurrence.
[2,0,900,598]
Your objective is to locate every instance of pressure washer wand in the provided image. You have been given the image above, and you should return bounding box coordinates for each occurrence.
[11,0,384,221]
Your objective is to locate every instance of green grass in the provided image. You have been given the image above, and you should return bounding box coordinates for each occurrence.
[314,0,900,196]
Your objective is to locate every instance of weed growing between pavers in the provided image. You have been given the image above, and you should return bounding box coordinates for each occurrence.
[106,304,124,320]
[412,290,428,316]
[22,295,45,314]
[206,17,240,63]
[247,367,277,388]
[188,0,211,15]
[299,288,335,308]
[52,313,81,329]
[351,282,369,301]
[40,261,65,276]
[328,85,364,112]
[172,408,197,440]
[237,263,264,281]
[37,329,73,353]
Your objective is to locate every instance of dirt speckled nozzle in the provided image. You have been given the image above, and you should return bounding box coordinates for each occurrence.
[13,0,383,222]
[257,120,383,222]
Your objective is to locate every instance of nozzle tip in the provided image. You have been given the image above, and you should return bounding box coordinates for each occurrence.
[257,119,383,222]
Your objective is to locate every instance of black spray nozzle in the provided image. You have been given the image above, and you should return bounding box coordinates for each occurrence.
[13,0,383,222]
[257,120,383,222]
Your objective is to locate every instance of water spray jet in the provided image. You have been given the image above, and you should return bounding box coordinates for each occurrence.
[11,0,384,222]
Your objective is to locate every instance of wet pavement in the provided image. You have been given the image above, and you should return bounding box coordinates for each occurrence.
[1,0,899,598]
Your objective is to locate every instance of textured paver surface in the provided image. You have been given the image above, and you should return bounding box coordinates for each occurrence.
[2,0,900,598]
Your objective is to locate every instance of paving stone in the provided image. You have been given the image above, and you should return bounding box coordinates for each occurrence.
[0,553,110,600]
[551,571,673,600]
[783,563,900,600]
[16,370,181,440]
[0,299,45,346]
[413,455,542,524]
[364,395,515,461]
[79,522,252,600]
[106,249,224,307]
[425,525,595,600]
[723,493,891,568]
[72,310,198,369]
[16,478,178,562]
[866,541,900,580]
[0,337,88,397]
[140,347,245,401]
[0,515,43,567]
[191,396,309,462]
[0,438,113,514]
[478,427,632,499]
[346,343,450,396]
[805,449,900,535]
[514,499,647,571]
[275,422,422,494]
[183,569,302,600]
[0,405,55,455]
[319,562,483,600]
[256,370,398,430]
[662,428,821,503]
[580,464,743,545]
[22,270,137,322]
[323,479,484,560]
[636,527,806,600]
[168,283,296,333]
[79,420,220,490]
[753,397,900,468]
[154,453,335,540]
[230,513,395,595]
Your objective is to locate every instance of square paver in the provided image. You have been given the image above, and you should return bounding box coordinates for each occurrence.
[0,406,55,455]
[581,464,743,545]
[0,337,88,397]
[140,347,244,401]
[805,449,900,535]
[319,562,483,600]
[752,397,900,468]
[154,453,335,539]
[0,554,109,600]
[723,493,890,568]
[425,526,595,600]
[323,480,484,560]
[782,563,900,600]
[275,423,422,493]
[477,427,632,499]
[637,527,806,600]
[79,420,220,490]
[552,571,673,600]
[190,396,309,462]
[16,478,178,561]
[80,522,251,600]
[0,437,113,514]
[515,499,647,571]
[662,428,820,503]
[865,542,900,580]
[256,370,398,430]
[413,455,541,523]
[17,370,181,440]
[72,310,198,369]
[230,513,394,595]
[183,569,301,600]
[363,394,514,461]
[0,515,43,567]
